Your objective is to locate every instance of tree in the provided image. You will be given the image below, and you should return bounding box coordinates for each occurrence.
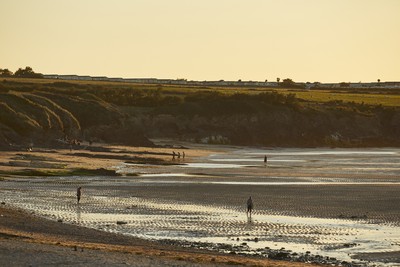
[14,66,43,78]
[0,68,13,77]
[377,79,381,83]
[282,78,295,86]
[277,78,280,83]
[279,78,302,88]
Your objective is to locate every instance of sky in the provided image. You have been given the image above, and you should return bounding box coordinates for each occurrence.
[1,0,399,83]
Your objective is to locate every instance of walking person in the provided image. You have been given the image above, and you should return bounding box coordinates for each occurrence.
[77,187,82,204]
[246,196,254,217]
[264,155,267,165]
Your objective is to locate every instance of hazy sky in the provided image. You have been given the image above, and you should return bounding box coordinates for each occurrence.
[1,0,399,82]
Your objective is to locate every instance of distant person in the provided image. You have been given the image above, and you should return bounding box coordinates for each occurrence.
[177,152,181,159]
[172,151,176,160]
[77,187,82,204]
[247,196,254,217]
[182,151,185,159]
[264,155,267,165]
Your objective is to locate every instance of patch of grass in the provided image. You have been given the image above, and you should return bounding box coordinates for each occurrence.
[124,173,139,176]
[289,90,400,107]
[69,168,119,176]
[0,168,119,177]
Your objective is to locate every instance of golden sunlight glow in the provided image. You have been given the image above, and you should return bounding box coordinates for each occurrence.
[1,0,399,82]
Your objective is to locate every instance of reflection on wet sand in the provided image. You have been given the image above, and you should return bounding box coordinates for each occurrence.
[76,204,81,223]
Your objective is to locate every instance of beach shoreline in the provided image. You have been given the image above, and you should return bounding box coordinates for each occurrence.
[0,205,320,267]
[1,141,400,266]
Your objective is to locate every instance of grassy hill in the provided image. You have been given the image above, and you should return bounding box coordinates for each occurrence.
[1,77,399,149]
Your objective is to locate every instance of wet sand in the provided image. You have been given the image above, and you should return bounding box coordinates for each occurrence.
[0,206,312,267]
[1,142,400,266]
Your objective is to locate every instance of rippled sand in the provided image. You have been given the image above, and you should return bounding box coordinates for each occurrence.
[1,144,400,266]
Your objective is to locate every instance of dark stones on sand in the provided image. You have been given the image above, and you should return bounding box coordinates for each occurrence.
[1,202,5,205]
[116,221,127,225]
[273,252,291,260]
[57,219,63,223]
[157,239,354,266]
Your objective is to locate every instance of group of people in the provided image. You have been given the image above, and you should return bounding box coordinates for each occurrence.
[172,151,185,160]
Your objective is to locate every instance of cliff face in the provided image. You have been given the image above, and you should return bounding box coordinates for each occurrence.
[0,90,153,149]
[140,105,400,147]
[1,80,399,149]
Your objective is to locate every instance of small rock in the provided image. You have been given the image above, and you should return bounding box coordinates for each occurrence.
[57,219,63,223]
[1,202,5,205]
[116,221,127,225]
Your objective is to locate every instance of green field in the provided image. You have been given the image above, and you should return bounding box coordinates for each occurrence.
[3,77,398,107]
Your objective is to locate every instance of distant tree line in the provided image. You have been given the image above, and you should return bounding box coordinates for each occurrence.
[0,66,43,78]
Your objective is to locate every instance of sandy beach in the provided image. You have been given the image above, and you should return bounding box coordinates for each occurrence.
[1,141,400,266]
[1,205,321,267]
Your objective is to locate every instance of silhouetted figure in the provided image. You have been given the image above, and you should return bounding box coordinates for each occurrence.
[172,151,176,160]
[246,196,253,217]
[182,151,185,159]
[264,155,267,165]
[77,187,82,204]
[177,152,181,159]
